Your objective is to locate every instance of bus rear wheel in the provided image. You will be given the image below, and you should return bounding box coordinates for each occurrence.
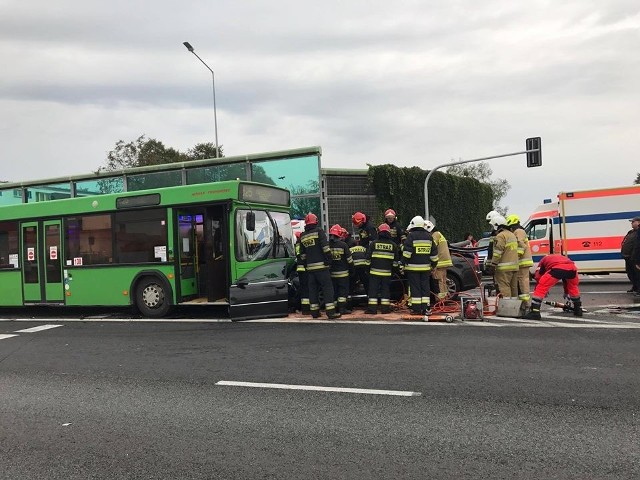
[136,277,171,318]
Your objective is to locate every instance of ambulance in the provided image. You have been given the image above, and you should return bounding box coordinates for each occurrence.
[522,185,640,274]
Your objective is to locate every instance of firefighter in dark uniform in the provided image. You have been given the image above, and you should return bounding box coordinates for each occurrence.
[365,223,399,314]
[343,227,369,298]
[299,213,340,319]
[383,209,406,245]
[329,224,354,315]
[294,231,310,314]
[401,215,439,316]
[352,211,378,249]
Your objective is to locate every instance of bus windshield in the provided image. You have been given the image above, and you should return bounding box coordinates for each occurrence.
[235,210,294,262]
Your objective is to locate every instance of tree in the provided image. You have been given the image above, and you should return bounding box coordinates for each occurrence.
[446,162,510,215]
[186,142,224,160]
[101,135,188,172]
[635,172,640,185]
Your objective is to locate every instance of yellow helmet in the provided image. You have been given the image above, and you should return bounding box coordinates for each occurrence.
[506,214,520,226]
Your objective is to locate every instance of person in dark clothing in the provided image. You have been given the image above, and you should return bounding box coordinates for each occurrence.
[524,254,582,319]
[352,211,378,249]
[383,209,405,245]
[401,215,439,316]
[299,213,340,319]
[343,227,369,300]
[621,216,639,293]
[329,224,354,314]
[294,231,310,314]
[365,223,399,314]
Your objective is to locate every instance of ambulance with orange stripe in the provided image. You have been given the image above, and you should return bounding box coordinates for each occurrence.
[523,185,640,274]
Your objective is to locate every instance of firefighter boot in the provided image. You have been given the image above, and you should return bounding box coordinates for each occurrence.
[380,304,391,314]
[572,298,583,317]
[524,302,541,320]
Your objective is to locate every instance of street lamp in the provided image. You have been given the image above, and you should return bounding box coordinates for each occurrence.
[183,41,219,158]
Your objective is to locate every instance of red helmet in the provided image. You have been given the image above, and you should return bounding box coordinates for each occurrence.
[352,212,366,226]
[304,212,318,225]
[294,231,302,240]
[384,209,396,219]
[329,224,343,237]
[378,223,391,233]
[340,227,349,239]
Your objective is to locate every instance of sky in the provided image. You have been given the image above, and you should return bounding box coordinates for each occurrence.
[1,0,639,219]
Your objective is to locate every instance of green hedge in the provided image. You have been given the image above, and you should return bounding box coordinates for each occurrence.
[367,164,493,242]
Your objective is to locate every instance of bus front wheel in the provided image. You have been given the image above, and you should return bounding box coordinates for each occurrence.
[135,277,171,318]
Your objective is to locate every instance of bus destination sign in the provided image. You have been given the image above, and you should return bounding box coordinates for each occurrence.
[239,184,290,206]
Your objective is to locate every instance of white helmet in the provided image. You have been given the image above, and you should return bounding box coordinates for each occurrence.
[407,215,425,230]
[490,214,507,228]
[485,210,499,223]
[424,220,435,232]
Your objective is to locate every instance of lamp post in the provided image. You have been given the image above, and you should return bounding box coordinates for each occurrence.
[183,41,219,158]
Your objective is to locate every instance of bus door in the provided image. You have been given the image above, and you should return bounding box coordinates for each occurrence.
[176,212,200,299]
[176,206,228,302]
[21,220,64,304]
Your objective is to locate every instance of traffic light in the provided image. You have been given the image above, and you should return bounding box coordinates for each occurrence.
[526,137,542,167]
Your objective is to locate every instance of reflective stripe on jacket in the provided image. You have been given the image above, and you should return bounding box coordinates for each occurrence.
[490,228,519,271]
[402,229,438,272]
[366,238,398,277]
[513,227,534,268]
[432,231,453,268]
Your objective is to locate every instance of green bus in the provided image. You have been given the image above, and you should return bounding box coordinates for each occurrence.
[0,180,296,319]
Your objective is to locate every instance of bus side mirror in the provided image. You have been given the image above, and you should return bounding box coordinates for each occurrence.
[246,211,255,231]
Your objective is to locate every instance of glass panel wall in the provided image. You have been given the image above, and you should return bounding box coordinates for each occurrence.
[186,163,248,184]
[0,189,23,206]
[251,155,320,194]
[127,171,182,192]
[75,177,125,196]
[25,183,72,202]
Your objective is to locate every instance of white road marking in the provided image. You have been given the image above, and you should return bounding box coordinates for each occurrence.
[13,324,63,333]
[216,380,422,397]
[0,334,19,340]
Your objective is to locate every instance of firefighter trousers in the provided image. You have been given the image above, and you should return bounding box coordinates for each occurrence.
[308,269,337,317]
[406,271,431,314]
[332,276,350,313]
[495,269,518,298]
[517,267,531,302]
[367,274,391,312]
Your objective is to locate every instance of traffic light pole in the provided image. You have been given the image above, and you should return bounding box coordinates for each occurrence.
[424,147,540,221]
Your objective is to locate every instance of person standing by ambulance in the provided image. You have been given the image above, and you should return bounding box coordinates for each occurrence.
[425,220,453,301]
[506,214,534,303]
[401,216,439,315]
[485,214,519,298]
[299,213,340,320]
[621,216,639,294]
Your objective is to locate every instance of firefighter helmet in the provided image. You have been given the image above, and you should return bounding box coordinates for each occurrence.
[490,215,507,228]
[329,224,343,237]
[384,209,396,219]
[407,215,425,230]
[506,214,520,226]
[424,220,435,232]
[304,212,318,225]
[352,211,366,226]
[378,223,391,233]
[485,210,499,223]
[340,227,349,239]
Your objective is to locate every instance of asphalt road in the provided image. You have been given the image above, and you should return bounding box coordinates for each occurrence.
[2,288,640,480]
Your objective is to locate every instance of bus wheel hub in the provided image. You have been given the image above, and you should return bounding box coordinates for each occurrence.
[142,284,163,308]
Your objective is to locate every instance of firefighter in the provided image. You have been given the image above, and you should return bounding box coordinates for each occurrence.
[485,214,519,298]
[383,209,405,245]
[299,213,340,319]
[294,231,310,314]
[365,223,399,314]
[352,211,378,249]
[343,227,369,301]
[485,210,500,261]
[524,254,583,319]
[401,216,439,315]
[329,224,354,315]
[506,214,534,303]
[425,220,454,301]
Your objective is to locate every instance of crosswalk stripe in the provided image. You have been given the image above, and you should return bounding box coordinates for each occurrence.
[13,324,63,333]
[0,334,19,340]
